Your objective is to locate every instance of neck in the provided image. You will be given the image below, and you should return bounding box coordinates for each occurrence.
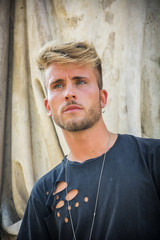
[62,118,116,163]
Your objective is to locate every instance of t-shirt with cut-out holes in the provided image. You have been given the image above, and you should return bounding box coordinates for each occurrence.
[17,134,160,240]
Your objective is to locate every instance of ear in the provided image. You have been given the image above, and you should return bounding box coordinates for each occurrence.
[100,89,108,108]
[44,98,52,117]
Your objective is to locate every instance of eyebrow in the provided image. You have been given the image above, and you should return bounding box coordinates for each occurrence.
[49,76,87,85]
[50,79,64,85]
[72,76,86,80]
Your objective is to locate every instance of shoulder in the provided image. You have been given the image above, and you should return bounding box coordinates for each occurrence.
[119,134,160,152]
[30,159,65,203]
[118,134,160,169]
[116,134,160,173]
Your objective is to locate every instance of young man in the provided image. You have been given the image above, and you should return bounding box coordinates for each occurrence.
[17,41,160,240]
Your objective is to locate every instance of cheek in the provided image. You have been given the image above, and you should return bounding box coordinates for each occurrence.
[48,94,63,113]
[48,91,60,103]
[84,88,100,101]
[80,85,99,95]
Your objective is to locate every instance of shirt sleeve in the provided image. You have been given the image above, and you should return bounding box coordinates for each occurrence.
[17,190,51,240]
[150,144,160,199]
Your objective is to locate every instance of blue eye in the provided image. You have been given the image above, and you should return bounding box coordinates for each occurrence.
[76,80,86,85]
[54,83,63,89]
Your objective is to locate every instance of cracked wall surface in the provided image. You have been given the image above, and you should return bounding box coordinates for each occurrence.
[0,0,159,238]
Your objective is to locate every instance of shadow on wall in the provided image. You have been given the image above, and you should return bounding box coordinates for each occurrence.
[0,212,16,240]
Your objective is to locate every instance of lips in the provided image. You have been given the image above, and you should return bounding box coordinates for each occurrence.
[63,104,82,113]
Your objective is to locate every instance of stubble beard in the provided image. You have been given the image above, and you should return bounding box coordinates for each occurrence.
[53,102,102,132]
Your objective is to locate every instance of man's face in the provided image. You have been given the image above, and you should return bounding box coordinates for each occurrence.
[44,63,107,132]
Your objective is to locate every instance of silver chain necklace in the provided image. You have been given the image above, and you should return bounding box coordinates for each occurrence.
[65,133,111,240]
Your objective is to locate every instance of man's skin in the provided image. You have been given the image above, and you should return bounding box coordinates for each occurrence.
[44,63,118,163]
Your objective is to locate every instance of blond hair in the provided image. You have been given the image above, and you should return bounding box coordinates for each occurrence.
[36,41,103,89]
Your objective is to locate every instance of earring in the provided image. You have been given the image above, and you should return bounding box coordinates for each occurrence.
[102,108,105,113]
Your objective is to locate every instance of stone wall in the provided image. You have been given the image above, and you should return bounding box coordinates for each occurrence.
[0,0,160,237]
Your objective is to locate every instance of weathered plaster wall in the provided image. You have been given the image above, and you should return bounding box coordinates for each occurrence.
[0,0,10,197]
[0,0,159,237]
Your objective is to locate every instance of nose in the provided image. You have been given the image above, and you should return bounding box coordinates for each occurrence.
[64,84,77,101]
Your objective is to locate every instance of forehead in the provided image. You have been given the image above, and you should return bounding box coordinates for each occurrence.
[44,63,98,86]
[45,63,96,77]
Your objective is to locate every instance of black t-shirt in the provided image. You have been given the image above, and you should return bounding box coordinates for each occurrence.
[17,134,160,240]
